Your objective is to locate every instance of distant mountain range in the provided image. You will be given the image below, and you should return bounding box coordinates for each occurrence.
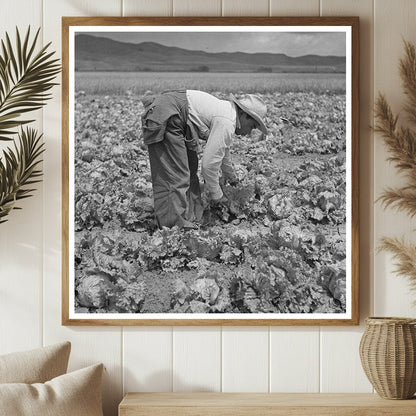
[75,34,346,73]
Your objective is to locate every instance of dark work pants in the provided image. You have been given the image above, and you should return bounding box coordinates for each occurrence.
[148,115,200,228]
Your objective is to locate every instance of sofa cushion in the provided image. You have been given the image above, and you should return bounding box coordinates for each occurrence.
[0,363,104,416]
[0,341,71,384]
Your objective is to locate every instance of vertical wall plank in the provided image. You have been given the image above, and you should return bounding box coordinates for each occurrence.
[0,0,41,33]
[222,0,269,16]
[173,327,221,391]
[270,0,320,16]
[42,2,123,415]
[320,0,375,393]
[320,328,373,392]
[0,0,43,355]
[222,328,269,392]
[174,0,221,16]
[124,0,172,16]
[373,0,416,317]
[124,328,173,393]
[270,328,320,392]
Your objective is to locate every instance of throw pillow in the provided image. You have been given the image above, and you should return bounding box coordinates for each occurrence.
[0,363,104,416]
[0,341,71,384]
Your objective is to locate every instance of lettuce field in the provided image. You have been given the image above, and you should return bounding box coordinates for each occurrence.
[74,74,347,315]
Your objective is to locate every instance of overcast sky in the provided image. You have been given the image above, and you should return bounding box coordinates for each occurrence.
[83,31,346,56]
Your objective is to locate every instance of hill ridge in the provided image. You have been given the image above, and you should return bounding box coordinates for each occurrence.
[75,34,346,73]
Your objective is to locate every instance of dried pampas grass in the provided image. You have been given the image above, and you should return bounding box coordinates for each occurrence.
[378,237,416,294]
[376,40,416,295]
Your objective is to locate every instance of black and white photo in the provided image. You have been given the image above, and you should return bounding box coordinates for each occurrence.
[62,17,359,325]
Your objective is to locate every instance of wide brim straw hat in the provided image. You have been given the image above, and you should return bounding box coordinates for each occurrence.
[229,93,268,134]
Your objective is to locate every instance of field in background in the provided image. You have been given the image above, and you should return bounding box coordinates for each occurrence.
[75,71,346,95]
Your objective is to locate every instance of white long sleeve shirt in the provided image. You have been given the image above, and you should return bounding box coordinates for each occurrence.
[186,90,238,200]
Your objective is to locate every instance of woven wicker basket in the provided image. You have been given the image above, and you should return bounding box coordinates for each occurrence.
[359,317,416,399]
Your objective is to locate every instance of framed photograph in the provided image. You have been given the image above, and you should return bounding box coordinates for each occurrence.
[62,16,359,326]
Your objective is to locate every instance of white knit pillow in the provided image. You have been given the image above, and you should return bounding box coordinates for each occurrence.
[0,364,104,416]
[0,342,71,384]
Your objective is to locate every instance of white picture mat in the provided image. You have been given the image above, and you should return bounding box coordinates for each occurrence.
[68,25,352,320]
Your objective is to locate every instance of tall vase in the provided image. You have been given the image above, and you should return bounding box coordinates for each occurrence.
[359,317,416,399]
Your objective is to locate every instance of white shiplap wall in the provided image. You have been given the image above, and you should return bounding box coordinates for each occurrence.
[0,0,44,356]
[1,1,416,415]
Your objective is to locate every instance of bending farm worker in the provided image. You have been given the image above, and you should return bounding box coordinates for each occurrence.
[141,90,267,229]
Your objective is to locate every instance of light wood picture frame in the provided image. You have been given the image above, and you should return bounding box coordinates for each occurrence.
[62,16,359,326]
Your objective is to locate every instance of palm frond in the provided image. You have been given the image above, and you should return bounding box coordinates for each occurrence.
[0,27,60,141]
[0,127,44,223]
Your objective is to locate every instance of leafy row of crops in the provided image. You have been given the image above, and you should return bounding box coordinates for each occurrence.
[74,88,347,314]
